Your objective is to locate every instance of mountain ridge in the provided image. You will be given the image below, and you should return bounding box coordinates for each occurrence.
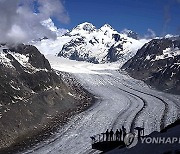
[0,43,93,150]
[33,21,148,64]
[122,37,180,95]
[57,22,148,63]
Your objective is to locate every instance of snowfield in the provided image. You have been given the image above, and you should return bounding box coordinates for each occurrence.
[23,56,180,154]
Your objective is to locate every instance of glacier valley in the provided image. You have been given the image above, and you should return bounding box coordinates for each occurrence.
[23,56,180,154]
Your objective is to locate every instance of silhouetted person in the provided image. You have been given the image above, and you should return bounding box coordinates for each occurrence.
[115,129,120,141]
[122,126,126,141]
[119,128,122,141]
[122,126,125,132]
[110,129,114,141]
[101,133,105,141]
[106,129,109,141]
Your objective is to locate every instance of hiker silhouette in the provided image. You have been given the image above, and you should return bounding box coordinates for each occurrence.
[106,129,109,141]
[119,128,122,141]
[115,129,120,141]
[122,126,126,141]
[110,129,114,141]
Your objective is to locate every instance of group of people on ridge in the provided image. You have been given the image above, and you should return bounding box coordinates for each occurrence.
[105,126,126,141]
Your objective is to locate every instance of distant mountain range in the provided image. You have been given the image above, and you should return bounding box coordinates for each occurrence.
[34,21,148,64]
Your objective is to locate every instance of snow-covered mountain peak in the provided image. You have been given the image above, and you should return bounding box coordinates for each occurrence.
[101,23,114,29]
[33,21,149,63]
[99,23,116,32]
[72,22,96,32]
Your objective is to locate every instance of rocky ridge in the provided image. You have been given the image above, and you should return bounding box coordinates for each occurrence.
[122,37,180,95]
[0,44,93,150]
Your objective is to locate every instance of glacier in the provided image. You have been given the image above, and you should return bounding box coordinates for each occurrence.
[22,56,180,154]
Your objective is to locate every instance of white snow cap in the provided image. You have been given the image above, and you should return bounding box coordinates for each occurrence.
[164,34,179,39]
[72,22,96,32]
[165,34,175,38]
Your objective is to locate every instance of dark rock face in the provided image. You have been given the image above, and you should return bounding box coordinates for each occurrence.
[122,37,180,95]
[0,44,93,150]
[106,44,124,62]
[122,29,138,40]
[126,31,138,40]
[112,34,121,42]
[9,44,51,70]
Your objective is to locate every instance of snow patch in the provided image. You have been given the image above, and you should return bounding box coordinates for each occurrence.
[146,55,151,60]
[10,84,20,90]
[155,47,180,61]
[13,96,23,100]
[68,92,76,97]
[10,52,29,67]
[0,46,14,68]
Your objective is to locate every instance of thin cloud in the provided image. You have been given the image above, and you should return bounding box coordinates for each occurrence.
[0,0,69,44]
[162,0,180,35]
[177,26,180,34]
[37,0,70,24]
[163,4,171,35]
[144,28,156,39]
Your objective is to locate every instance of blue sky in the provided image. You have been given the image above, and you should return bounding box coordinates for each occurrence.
[52,0,180,36]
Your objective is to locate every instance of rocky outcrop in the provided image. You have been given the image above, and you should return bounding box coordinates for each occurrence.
[121,29,138,40]
[0,44,93,150]
[122,37,180,95]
